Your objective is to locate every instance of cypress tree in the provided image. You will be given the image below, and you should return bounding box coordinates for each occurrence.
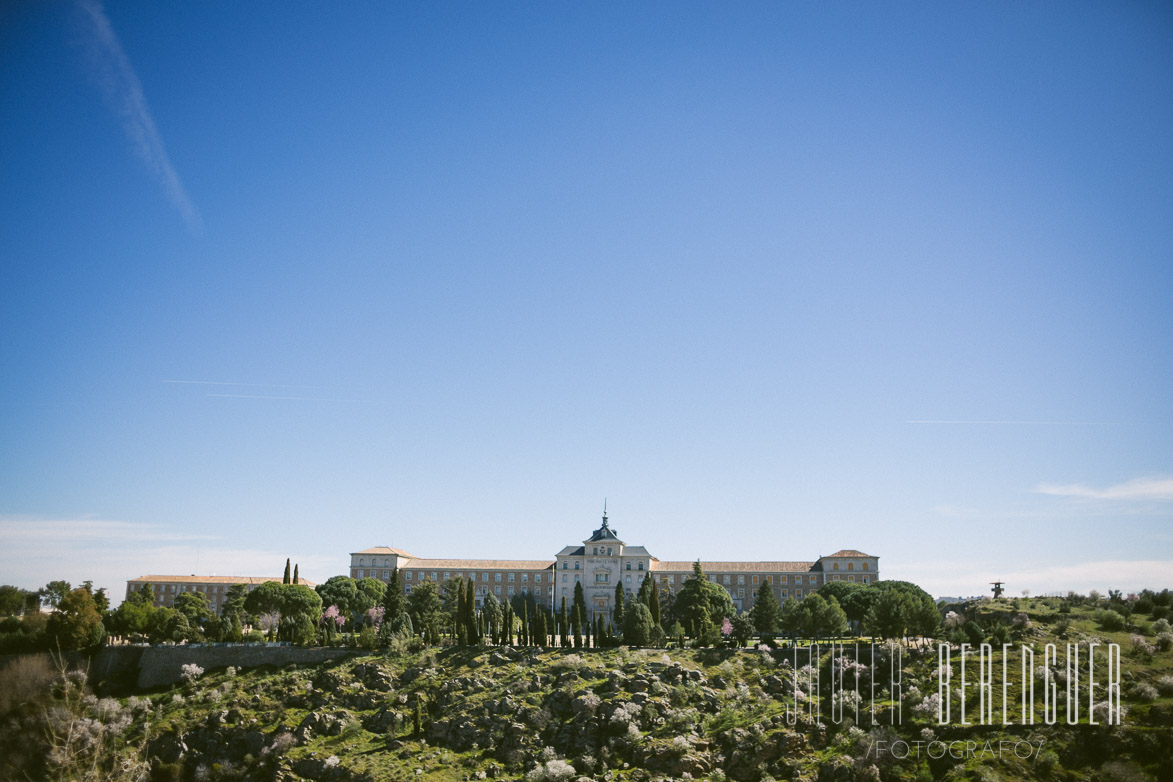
[559,596,569,648]
[638,572,652,608]
[650,577,661,628]
[383,567,405,625]
[283,558,291,584]
[293,564,299,584]
[572,582,587,648]
[613,581,625,631]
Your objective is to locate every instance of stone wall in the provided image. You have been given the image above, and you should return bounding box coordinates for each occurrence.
[136,645,368,689]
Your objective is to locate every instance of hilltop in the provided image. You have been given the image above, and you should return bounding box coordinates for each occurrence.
[2,593,1172,782]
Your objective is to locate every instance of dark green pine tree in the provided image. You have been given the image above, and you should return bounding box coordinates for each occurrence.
[650,576,661,628]
[455,579,468,645]
[292,564,299,584]
[613,580,625,632]
[502,601,513,646]
[520,604,529,646]
[383,567,405,625]
[637,572,653,609]
[465,580,479,644]
[559,596,569,648]
[572,581,588,648]
[283,558,291,584]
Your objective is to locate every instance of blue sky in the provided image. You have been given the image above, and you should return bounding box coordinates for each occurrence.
[2,2,1171,603]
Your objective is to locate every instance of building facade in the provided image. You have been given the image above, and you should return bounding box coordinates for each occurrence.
[351,511,878,618]
[125,575,318,615]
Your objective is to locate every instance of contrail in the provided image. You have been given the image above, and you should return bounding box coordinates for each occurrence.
[207,394,372,403]
[76,0,202,233]
[164,380,320,390]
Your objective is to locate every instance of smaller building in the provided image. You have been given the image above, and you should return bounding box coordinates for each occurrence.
[125,575,318,614]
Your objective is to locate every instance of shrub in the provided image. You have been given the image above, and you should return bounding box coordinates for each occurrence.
[1094,610,1125,632]
[180,663,204,683]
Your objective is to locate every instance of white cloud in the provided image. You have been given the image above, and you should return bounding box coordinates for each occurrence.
[0,516,338,605]
[1035,477,1173,502]
[889,559,1173,599]
[76,0,202,232]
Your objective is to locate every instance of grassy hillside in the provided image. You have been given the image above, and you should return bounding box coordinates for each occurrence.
[2,595,1172,782]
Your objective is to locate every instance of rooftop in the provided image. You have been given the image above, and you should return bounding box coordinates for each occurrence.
[128,575,319,587]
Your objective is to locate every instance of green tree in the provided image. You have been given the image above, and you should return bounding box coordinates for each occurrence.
[649,577,662,628]
[730,612,755,647]
[355,577,387,618]
[572,582,587,648]
[482,591,501,643]
[172,591,213,631]
[220,583,249,625]
[0,585,31,616]
[382,568,405,626]
[43,580,71,609]
[293,564,299,584]
[316,576,360,627]
[622,601,654,646]
[779,597,803,640]
[750,584,781,637]
[283,559,291,585]
[801,593,847,639]
[47,587,104,650]
[407,579,442,643]
[613,581,625,633]
[675,562,734,638]
[817,581,876,634]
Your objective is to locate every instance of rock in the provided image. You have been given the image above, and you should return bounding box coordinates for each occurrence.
[147,732,187,764]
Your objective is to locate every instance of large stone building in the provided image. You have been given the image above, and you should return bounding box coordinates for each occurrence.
[350,511,877,618]
[125,575,318,615]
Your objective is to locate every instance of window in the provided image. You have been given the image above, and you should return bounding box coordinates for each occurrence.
[562,574,567,583]
[508,587,514,596]
[848,563,854,571]
[796,590,803,598]
[535,574,541,583]
[625,575,631,584]
[595,573,609,583]
[418,572,424,581]
[443,572,450,580]
[781,589,787,597]
[574,574,580,582]
[626,562,631,570]
[737,589,744,598]
[562,588,567,595]
[357,569,364,578]
[359,558,365,566]
[574,562,580,570]
[780,575,786,583]
[562,562,568,569]
[863,576,870,584]
[431,572,437,581]
[482,573,488,582]
[668,575,675,583]
[638,562,644,571]
[383,570,389,579]
[522,573,528,583]
[405,585,412,593]
[593,547,598,555]
[406,571,413,580]
[738,575,745,585]
[708,576,715,583]
[863,563,869,571]
[833,562,839,570]
[723,575,730,585]
[495,573,502,582]
[607,547,612,556]
[508,573,515,582]
[494,586,501,595]
[848,575,855,582]
[384,559,389,567]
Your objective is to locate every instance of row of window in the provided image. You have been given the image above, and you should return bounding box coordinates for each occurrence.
[830,561,869,571]
[561,559,646,571]
[355,569,548,584]
[355,558,394,567]
[403,584,553,598]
